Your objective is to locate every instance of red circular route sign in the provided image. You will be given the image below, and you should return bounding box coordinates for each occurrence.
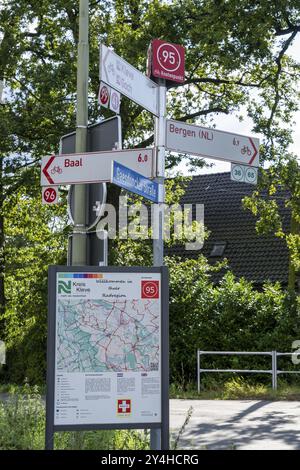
[157,43,182,72]
[149,39,185,84]
[141,280,159,299]
[42,187,58,204]
[98,82,110,108]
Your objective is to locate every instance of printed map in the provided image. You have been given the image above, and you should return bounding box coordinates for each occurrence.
[56,299,160,373]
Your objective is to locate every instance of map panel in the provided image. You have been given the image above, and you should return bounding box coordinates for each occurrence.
[57,299,159,373]
[53,271,162,425]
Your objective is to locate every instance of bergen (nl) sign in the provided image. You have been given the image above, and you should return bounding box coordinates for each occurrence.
[166,119,259,167]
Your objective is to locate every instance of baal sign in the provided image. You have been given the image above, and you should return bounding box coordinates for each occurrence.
[41,149,155,186]
[166,119,259,167]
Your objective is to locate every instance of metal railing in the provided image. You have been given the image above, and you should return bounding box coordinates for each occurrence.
[197,350,300,392]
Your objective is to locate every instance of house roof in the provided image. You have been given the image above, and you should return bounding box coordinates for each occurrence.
[165,172,290,284]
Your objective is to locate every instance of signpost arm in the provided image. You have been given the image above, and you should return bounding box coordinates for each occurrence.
[72,0,89,265]
[152,78,169,450]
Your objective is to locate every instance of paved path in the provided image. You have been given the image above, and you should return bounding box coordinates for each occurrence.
[170,399,300,450]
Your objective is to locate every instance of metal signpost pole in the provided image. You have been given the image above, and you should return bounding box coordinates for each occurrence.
[45,0,89,450]
[72,0,89,266]
[151,77,168,450]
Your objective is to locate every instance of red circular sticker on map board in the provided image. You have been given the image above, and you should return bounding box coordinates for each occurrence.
[141,280,159,299]
[42,187,58,204]
[151,39,185,83]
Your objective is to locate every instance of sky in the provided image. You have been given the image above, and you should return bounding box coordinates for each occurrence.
[178,36,300,175]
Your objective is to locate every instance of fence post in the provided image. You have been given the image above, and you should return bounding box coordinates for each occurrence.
[272,351,278,390]
[197,350,201,393]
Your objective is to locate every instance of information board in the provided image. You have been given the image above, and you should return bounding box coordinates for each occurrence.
[46,266,169,446]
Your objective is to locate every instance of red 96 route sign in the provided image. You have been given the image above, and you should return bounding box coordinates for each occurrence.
[149,39,185,84]
[42,186,59,205]
[141,280,160,299]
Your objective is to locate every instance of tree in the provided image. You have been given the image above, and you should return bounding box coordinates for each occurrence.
[244,155,300,292]
[1,0,300,382]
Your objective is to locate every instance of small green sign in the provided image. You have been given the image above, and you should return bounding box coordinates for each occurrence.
[58,280,71,294]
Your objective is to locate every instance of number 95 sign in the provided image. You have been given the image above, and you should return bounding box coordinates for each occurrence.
[149,39,185,84]
[141,280,160,299]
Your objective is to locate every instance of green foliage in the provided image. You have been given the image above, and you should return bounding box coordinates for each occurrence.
[0,183,68,384]
[243,157,300,277]
[110,175,198,266]
[1,0,300,384]
[0,383,45,449]
[170,377,300,400]
[167,256,300,386]
[0,383,149,450]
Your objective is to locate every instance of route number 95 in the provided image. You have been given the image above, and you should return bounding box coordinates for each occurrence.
[141,280,159,299]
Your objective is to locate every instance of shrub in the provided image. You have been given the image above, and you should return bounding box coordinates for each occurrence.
[167,256,300,387]
[0,384,149,450]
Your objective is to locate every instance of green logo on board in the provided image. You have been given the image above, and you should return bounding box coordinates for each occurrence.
[58,280,71,294]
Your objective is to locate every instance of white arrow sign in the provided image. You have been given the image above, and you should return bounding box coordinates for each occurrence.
[166,119,259,167]
[99,44,159,116]
[41,149,155,186]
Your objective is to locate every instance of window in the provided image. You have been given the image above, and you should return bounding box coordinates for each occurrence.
[210,242,226,257]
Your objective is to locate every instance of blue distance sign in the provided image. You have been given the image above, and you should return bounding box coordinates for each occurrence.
[111,161,160,202]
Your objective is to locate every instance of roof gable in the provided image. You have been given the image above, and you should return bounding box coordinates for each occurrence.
[166,172,290,284]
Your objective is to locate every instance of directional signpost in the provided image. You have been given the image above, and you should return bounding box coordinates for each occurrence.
[44,25,262,453]
[111,161,161,203]
[99,44,159,116]
[41,148,155,186]
[166,119,259,167]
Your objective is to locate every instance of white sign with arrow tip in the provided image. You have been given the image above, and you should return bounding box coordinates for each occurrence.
[41,149,155,186]
[99,44,159,116]
[166,119,259,167]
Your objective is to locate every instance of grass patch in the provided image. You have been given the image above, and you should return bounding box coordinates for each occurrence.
[170,377,300,401]
[1,378,300,450]
[0,383,193,450]
[0,384,150,450]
